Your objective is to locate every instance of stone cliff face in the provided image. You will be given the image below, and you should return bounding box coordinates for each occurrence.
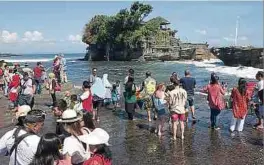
[211,47,263,69]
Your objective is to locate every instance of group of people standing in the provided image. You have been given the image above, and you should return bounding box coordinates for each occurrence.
[0,61,47,110]
[0,53,68,111]
[0,61,113,165]
[122,69,264,140]
[122,69,197,139]
[0,104,112,165]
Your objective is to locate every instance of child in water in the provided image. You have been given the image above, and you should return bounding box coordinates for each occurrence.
[153,84,167,136]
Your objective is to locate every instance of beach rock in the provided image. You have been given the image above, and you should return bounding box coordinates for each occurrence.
[211,46,263,69]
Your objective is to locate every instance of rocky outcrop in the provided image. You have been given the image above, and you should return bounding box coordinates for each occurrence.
[85,17,211,61]
[211,46,263,69]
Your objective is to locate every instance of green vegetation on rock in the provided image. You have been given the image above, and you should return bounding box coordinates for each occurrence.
[82,1,169,60]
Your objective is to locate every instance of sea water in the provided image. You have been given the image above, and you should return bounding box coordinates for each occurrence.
[1,53,261,89]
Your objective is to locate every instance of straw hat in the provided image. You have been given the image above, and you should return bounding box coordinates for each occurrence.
[79,128,110,146]
[57,109,83,123]
[16,105,31,119]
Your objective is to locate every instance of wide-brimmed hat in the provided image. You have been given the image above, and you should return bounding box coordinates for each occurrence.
[57,109,83,123]
[80,128,110,146]
[16,105,31,119]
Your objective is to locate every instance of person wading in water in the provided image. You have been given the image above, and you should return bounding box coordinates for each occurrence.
[180,70,197,121]
[140,71,157,122]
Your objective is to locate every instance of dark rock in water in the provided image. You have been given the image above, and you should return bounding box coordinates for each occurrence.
[211,46,263,69]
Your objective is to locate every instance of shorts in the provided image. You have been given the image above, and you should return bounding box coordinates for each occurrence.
[144,96,153,111]
[171,113,185,121]
[185,95,194,109]
[156,108,166,116]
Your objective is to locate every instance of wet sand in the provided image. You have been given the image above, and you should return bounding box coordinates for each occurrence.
[0,85,263,165]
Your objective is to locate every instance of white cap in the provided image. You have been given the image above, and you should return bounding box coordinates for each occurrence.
[79,128,110,146]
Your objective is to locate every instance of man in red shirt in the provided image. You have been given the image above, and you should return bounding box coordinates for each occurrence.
[33,62,44,94]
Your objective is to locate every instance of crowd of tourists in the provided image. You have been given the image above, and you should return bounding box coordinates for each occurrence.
[120,69,263,138]
[0,56,263,165]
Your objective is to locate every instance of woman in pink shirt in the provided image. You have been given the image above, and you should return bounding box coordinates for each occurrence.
[203,74,226,130]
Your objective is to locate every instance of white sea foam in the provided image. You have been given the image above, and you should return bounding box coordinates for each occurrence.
[175,59,261,79]
[205,66,261,79]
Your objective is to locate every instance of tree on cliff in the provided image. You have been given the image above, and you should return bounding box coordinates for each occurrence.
[82,1,165,60]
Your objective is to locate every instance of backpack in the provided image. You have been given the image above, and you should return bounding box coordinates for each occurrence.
[9,127,34,165]
[144,77,156,95]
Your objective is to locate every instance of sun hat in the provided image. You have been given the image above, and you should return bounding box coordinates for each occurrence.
[15,105,31,119]
[80,128,110,146]
[57,109,83,123]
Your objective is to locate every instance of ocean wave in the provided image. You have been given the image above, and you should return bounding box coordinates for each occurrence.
[205,66,261,79]
[175,59,260,79]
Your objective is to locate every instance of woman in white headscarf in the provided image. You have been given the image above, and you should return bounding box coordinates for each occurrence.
[91,77,105,121]
[102,74,112,106]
